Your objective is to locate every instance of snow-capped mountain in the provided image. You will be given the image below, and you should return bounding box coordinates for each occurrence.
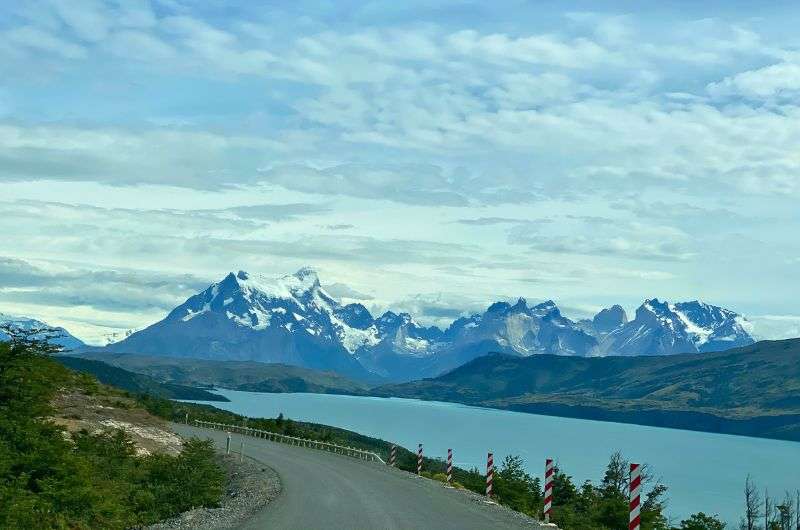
[445,298,597,355]
[0,313,85,350]
[103,267,757,382]
[105,268,378,379]
[595,299,754,356]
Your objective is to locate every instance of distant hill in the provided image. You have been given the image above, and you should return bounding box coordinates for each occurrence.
[55,356,229,402]
[73,352,371,395]
[374,339,800,441]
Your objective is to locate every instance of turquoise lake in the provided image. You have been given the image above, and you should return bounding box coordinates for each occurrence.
[189,389,800,526]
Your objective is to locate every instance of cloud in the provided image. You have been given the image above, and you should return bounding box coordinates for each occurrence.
[509,220,695,262]
[257,164,470,206]
[222,203,331,222]
[748,315,800,340]
[454,217,531,226]
[324,283,374,300]
[708,61,800,99]
[2,26,88,59]
[0,123,283,188]
[0,256,208,313]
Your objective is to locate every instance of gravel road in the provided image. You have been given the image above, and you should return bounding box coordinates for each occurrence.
[173,424,554,530]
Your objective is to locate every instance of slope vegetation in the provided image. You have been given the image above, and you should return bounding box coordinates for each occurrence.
[55,356,229,401]
[0,339,224,528]
[375,339,800,441]
[76,352,371,395]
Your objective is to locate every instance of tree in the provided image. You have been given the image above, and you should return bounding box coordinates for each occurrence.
[741,475,762,530]
[494,454,542,516]
[679,512,726,530]
[601,451,629,497]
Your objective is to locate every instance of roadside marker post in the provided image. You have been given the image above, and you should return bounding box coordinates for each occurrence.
[544,458,554,523]
[185,412,189,424]
[389,445,397,467]
[446,448,453,485]
[485,452,494,497]
[629,463,641,530]
[240,440,244,462]
[226,432,231,455]
[417,444,423,475]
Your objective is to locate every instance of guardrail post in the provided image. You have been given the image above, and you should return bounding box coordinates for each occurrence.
[486,452,494,498]
[629,463,641,530]
[447,448,453,484]
[544,458,554,523]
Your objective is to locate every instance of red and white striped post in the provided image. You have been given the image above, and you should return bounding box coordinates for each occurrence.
[544,458,554,523]
[417,444,423,475]
[629,463,641,530]
[389,444,397,467]
[485,452,494,497]
[446,448,453,485]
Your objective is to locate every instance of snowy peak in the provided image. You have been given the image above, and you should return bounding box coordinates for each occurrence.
[334,303,374,330]
[599,298,754,356]
[592,305,628,335]
[0,313,85,349]
[443,298,596,357]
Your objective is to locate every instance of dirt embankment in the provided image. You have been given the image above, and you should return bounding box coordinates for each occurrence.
[50,390,183,456]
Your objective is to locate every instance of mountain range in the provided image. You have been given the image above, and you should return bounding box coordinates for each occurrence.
[101,268,755,382]
[0,313,85,350]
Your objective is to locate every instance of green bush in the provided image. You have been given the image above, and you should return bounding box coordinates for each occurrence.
[0,337,224,529]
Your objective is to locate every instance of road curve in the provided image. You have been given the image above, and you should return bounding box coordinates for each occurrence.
[174,424,549,530]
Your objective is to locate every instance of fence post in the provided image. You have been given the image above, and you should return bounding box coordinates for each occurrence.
[417,444,423,475]
[226,432,231,455]
[485,452,494,497]
[447,448,453,485]
[544,458,554,523]
[629,463,641,530]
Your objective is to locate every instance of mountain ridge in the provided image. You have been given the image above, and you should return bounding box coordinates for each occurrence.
[0,313,85,350]
[94,267,755,381]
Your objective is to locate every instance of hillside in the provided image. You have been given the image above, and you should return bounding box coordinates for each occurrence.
[75,352,371,395]
[0,336,224,528]
[375,339,800,441]
[55,356,230,401]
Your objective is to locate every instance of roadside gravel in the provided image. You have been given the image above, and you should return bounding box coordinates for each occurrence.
[145,452,281,530]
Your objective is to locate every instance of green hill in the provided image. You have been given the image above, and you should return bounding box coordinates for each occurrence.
[74,352,371,395]
[375,339,800,441]
[55,356,229,401]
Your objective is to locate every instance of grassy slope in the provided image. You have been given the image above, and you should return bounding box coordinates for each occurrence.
[0,341,224,529]
[74,351,370,395]
[374,339,800,441]
[55,356,230,401]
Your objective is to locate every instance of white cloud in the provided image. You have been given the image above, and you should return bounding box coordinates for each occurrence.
[708,61,800,98]
[3,25,87,59]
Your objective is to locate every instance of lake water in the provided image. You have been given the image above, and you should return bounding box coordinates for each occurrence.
[189,389,800,526]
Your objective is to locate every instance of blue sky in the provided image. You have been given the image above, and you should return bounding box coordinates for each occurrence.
[1,0,799,343]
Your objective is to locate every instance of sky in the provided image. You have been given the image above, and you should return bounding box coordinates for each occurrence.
[1,0,799,344]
